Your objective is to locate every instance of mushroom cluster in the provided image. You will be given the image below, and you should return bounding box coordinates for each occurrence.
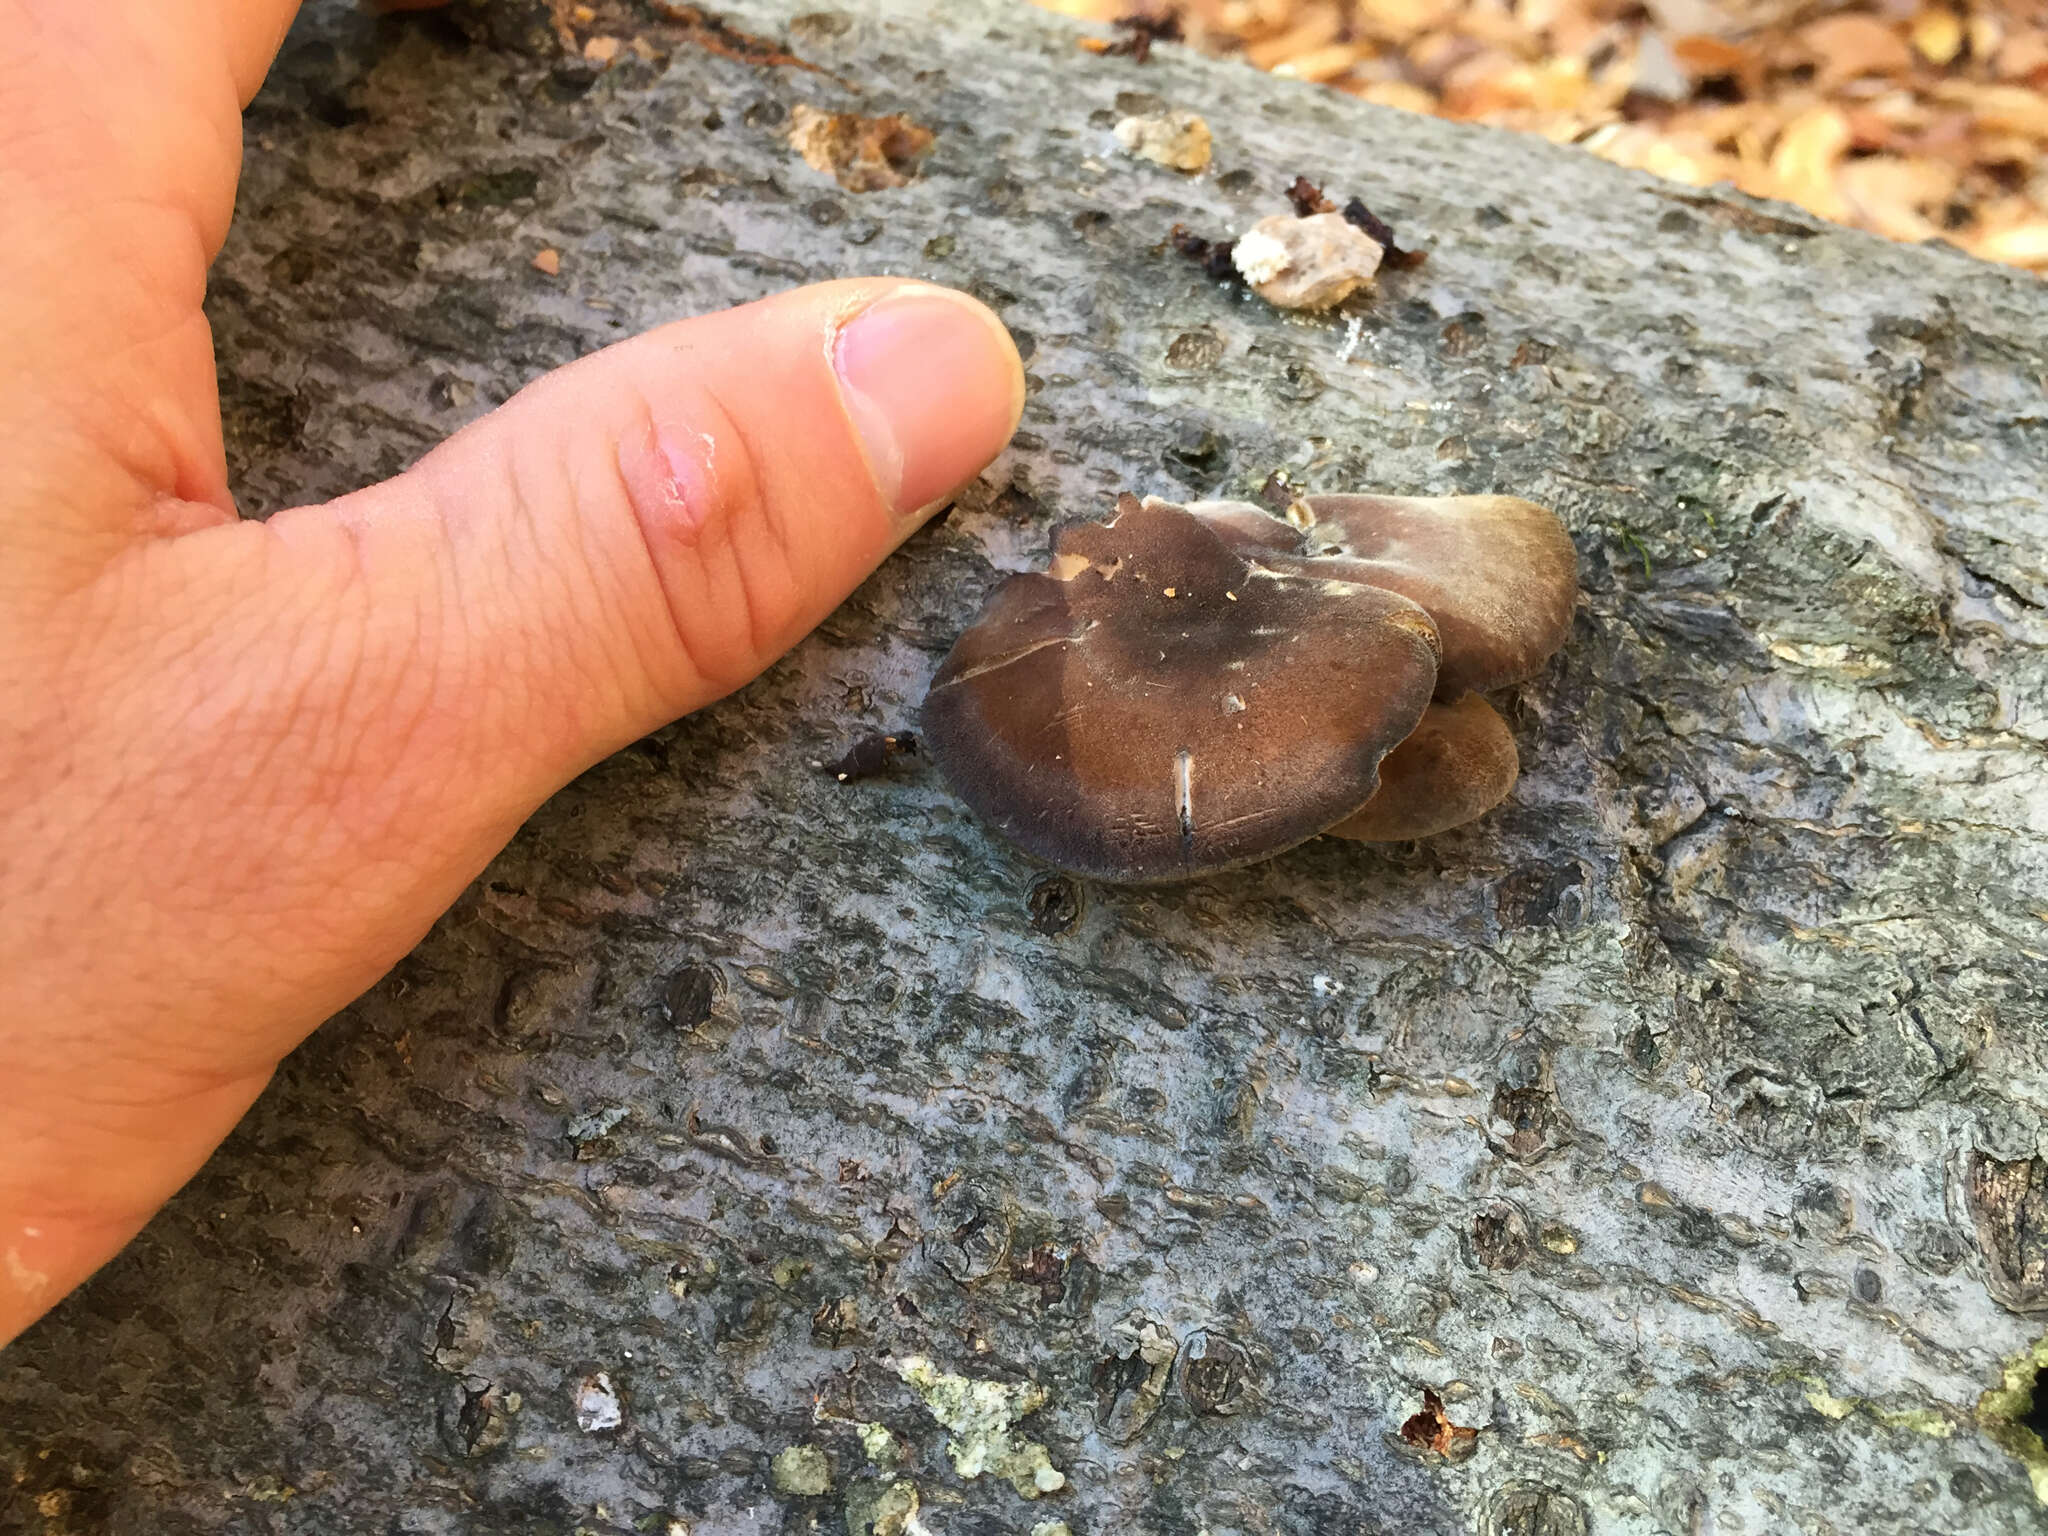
[921,492,1576,883]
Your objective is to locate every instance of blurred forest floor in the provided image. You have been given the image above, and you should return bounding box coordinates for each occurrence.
[1036,0,2048,271]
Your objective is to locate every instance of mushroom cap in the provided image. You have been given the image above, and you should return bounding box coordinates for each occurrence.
[1324,692,1519,842]
[1174,495,1576,697]
[922,497,1443,883]
[1291,495,1578,698]
[1176,497,1311,556]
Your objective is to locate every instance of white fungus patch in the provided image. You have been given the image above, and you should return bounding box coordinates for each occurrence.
[1230,225,1292,285]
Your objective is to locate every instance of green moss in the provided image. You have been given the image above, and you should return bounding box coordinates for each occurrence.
[1976,1335,2048,1507]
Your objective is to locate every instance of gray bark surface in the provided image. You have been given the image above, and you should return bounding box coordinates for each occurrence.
[6,1,2048,1532]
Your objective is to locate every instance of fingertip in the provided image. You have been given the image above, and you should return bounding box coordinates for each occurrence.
[830,282,1027,521]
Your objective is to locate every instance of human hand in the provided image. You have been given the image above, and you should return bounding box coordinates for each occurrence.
[0,0,1023,1345]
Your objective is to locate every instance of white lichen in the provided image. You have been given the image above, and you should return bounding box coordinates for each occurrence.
[573,1372,622,1433]
[1338,314,1366,363]
[1112,110,1212,172]
[891,1355,1067,1499]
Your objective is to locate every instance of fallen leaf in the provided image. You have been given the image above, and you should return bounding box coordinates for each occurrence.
[1353,79,1438,114]
[1994,30,2048,84]
[1933,81,2048,137]
[1400,1388,1479,1460]
[1770,105,1852,222]
[1274,42,1373,82]
[1974,221,2048,268]
[1353,0,1457,46]
[1838,155,1955,242]
[1910,9,1963,67]
[1671,33,1757,86]
[1795,14,1912,90]
[1246,10,1342,69]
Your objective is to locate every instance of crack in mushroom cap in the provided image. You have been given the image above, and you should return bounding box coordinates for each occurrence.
[1185,495,1576,699]
[922,497,1442,883]
[1325,692,1519,842]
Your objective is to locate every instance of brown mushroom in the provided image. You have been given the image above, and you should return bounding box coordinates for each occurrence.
[1323,693,1518,842]
[1171,494,1571,840]
[1182,495,1576,698]
[1285,495,1577,698]
[921,496,1442,883]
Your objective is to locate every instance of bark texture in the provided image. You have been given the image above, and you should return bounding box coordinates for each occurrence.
[6,1,2048,1532]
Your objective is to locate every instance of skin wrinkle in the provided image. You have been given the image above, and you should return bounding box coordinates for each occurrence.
[284,548,381,849]
[609,363,782,703]
[527,414,658,741]
[691,368,791,681]
[5,220,225,530]
[598,388,714,714]
[544,448,633,732]
[94,536,383,931]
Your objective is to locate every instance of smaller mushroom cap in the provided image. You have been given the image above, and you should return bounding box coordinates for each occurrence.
[1291,495,1576,698]
[922,497,1442,882]
[1173,497,1311,556]
[1178,494,1576,697]
[1325,692,1519,842]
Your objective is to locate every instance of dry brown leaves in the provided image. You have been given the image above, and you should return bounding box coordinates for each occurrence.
[1038,0,2048,272]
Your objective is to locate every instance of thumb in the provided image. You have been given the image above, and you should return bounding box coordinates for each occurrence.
[55,278,1022,1058]
[304,276,1023,791]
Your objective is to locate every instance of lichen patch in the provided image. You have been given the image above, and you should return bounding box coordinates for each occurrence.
[891,1355,1067,1498]
[1113,109,1212,172]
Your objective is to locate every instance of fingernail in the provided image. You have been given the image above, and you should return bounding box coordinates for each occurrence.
[833,286,1024,519]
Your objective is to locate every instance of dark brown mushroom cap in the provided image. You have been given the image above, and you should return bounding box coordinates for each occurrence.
[922,497,1443,883]
[1290,495,1577,698]
[1324,692,1519,842]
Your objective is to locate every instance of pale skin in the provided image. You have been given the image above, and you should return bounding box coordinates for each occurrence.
[0,0,1025,1346]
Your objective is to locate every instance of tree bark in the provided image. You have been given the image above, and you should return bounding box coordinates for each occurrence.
[6,1,2048,1532]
